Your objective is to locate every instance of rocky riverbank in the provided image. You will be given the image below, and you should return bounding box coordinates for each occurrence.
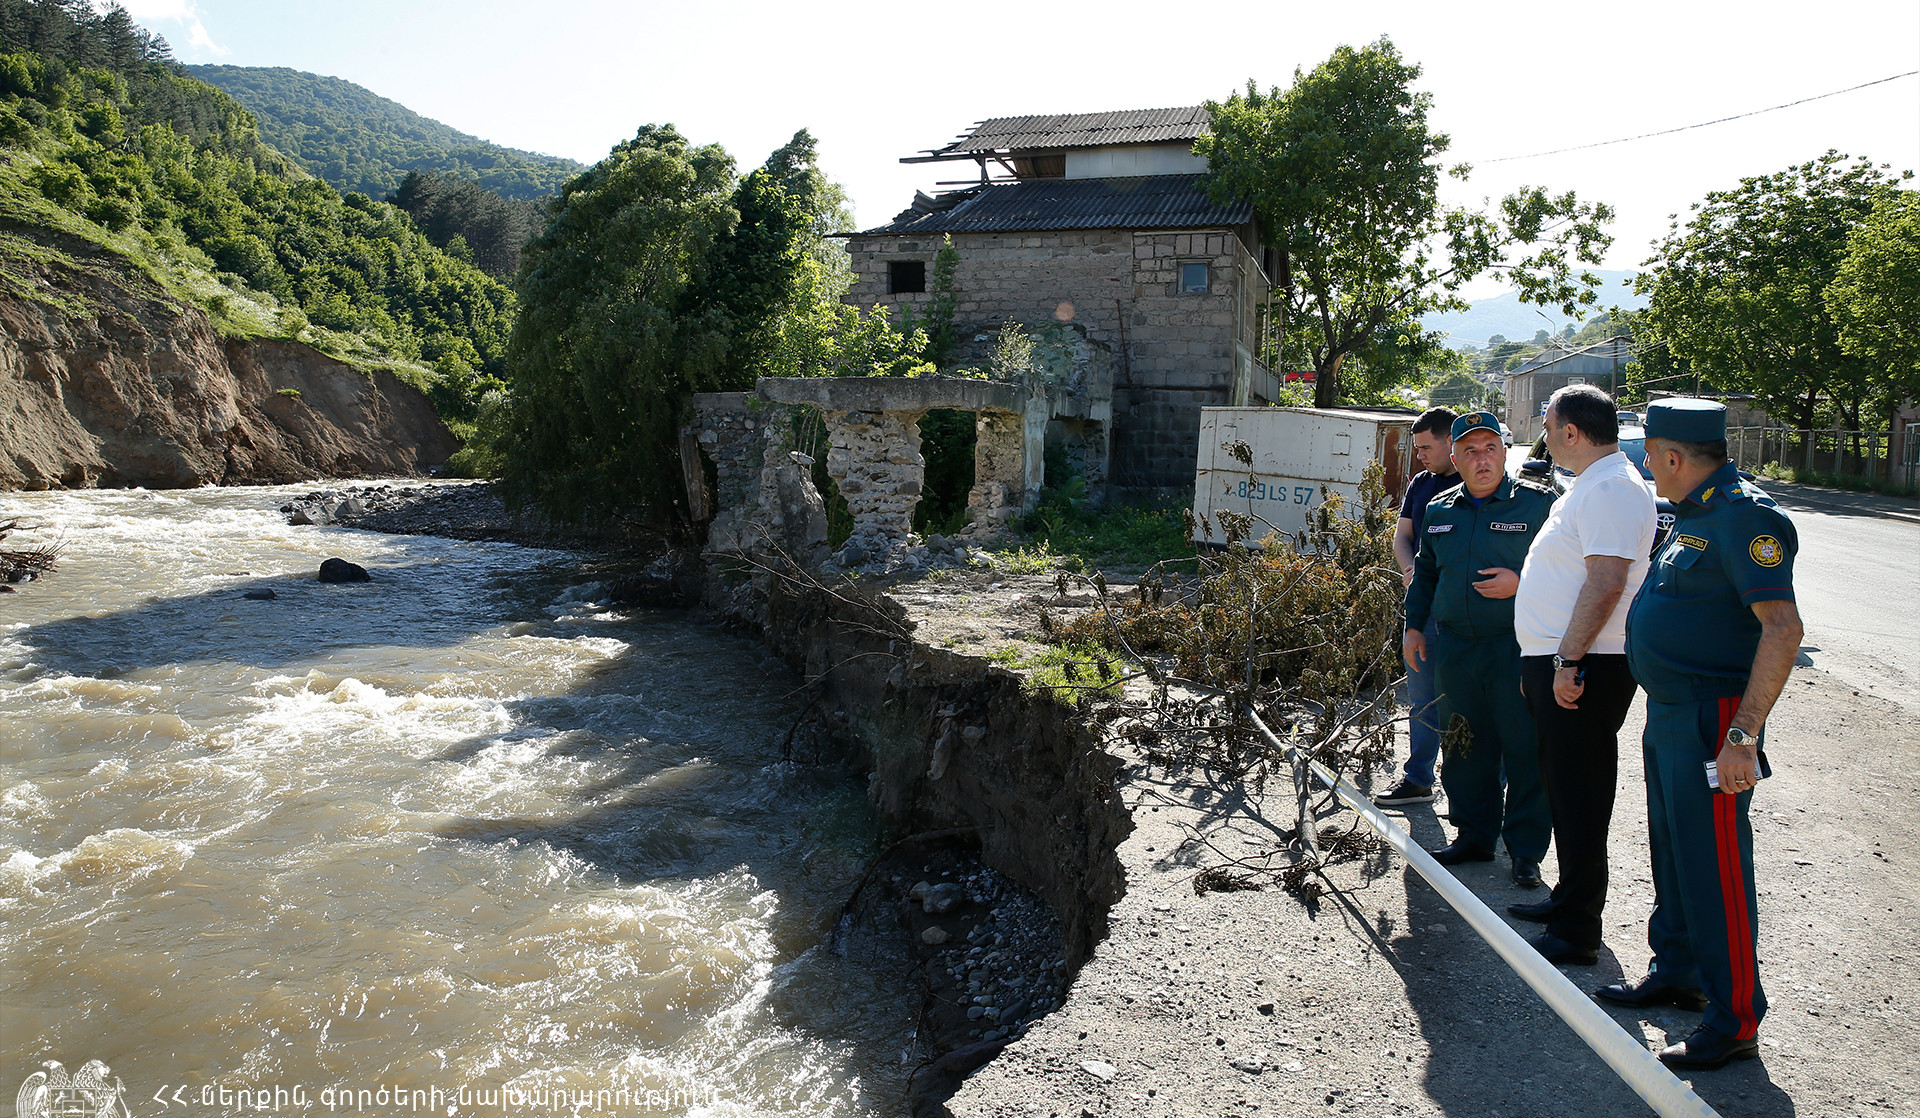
[278,480,670,554]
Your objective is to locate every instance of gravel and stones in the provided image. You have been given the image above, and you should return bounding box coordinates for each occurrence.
[278,481,664,552]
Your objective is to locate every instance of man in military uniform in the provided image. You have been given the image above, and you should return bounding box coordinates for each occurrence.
[1403,411,1556,886]
[1608,397,1804,1070]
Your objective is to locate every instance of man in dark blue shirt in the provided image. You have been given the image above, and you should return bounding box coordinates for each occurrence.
[1377,406,1458,807]
[1606,397,1804,1071]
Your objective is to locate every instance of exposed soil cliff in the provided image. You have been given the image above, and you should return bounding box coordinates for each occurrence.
[0,229,457,490]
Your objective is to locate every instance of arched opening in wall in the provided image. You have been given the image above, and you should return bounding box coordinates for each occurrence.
[914,409,976,535]
[1042,419,1104,509]
[792,406,854,547]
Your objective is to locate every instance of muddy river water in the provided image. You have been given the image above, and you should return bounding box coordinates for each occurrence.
[0,486,914,1116]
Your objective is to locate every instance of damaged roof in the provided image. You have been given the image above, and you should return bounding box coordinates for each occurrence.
[924,106,1209,157]
[852,175,1250,236]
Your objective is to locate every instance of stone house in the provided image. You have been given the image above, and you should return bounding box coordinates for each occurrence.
[840,106,1278,502]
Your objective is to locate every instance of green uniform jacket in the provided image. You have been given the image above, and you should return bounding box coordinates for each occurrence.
[1626,461,1798,703]
[1404,475,1557,641]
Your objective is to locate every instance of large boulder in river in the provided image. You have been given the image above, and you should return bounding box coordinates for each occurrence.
[318,558,370,583]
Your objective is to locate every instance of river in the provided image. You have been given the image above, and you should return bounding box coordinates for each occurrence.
[0,485,914,1117]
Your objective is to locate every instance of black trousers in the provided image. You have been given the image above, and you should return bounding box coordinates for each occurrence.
[1520,653,1639,949]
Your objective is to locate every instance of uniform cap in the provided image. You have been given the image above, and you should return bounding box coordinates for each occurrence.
[1450,410,1502,442]
[1645,398,1727,442]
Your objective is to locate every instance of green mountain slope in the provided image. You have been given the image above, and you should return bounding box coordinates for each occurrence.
[0,3,513,430]
[187,64,582,202]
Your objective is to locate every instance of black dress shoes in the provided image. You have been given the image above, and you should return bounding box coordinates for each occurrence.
[1507,899,1555,923]
[1427,839,1495,865]
[1511,858,1544,888]
[1529,930,1598,966]
[1593,975,1710,1012]
[1658,1024,1759,1070]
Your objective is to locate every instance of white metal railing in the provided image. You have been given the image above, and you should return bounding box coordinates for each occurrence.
[1248,708,1721,1118]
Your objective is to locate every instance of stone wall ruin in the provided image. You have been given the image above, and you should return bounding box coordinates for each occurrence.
[685,371,1111,572]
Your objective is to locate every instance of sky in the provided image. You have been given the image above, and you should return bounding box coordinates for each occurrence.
[122,0,1919,298]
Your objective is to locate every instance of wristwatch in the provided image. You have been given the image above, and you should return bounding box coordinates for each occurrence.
[1725,726,1758,749]
[1553,655,1584,672]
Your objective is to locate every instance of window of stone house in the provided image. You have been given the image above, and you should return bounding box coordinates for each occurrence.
[889,260,927,294]
[1180,262,1209,294]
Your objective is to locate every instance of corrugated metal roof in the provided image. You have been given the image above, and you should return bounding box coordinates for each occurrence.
[935,106,1209,155]
[853,175,1250,236]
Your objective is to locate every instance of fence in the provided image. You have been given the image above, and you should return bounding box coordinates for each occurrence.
[1726,426,1919,488]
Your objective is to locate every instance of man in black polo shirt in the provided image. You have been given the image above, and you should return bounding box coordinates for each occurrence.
[1376,406,1458,807]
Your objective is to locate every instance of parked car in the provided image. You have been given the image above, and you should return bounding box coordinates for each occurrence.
[1617,425,1652,480]
[1617,409,1643,429]
[1498,419,1513,447]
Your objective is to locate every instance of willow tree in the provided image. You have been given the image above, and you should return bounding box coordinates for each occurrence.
[1199,38,1613,408]
[502,125,829,525]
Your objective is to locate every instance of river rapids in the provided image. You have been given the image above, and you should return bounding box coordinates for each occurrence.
[0,485,914,1117]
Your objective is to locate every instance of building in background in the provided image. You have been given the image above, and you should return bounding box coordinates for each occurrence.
[1503,337,1635,443]
[841,106,1276,501]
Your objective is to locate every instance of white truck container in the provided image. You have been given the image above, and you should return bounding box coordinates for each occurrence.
[1191,406,1416,547]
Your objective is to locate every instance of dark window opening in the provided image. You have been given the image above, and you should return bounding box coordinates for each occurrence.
[889,260,927,294]
[1180,262,1210,294]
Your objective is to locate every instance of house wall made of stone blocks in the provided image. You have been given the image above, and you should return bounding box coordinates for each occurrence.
[844,227,1268,497]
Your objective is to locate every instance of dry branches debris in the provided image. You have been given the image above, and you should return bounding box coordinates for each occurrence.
[0,521,59,585]
[1039,459,1409,902]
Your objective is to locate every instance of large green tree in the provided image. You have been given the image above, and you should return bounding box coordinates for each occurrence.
[1635,153,1912,430]
[1826,188,1920,415]
[501,125,832,525]
[1198,38,1613,408]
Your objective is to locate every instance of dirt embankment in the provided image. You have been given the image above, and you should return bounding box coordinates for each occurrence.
[0,230,457,490]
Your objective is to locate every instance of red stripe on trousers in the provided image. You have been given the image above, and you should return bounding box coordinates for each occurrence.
[1714,695,1760,1039]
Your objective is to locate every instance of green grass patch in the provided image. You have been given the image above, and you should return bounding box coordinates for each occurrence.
[985,641,1131,702]
[983,504,1197,573]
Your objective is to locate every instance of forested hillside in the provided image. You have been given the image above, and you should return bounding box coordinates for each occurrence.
[0,0,512,426]
[187,64,581,202]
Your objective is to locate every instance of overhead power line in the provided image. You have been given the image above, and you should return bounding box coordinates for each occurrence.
[1477,71,1920,164]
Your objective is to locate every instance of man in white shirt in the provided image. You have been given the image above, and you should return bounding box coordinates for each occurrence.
[1510,385,1657,965]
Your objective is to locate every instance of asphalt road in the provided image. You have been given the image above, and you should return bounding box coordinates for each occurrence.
[1501,447,1920,710]
[1761,480,1920,711]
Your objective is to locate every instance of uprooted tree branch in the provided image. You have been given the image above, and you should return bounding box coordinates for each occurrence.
[0,521,59,586]
[1027,453,1412,902]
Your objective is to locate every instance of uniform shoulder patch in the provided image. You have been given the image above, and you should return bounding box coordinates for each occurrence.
[1677,534,1709,550]
[1749,535,1785,567]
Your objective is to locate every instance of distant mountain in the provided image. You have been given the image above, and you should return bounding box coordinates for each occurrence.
[1424,270,1647,349]
[187,65,583,201]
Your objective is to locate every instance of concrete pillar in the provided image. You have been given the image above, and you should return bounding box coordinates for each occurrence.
[823,408,926,562]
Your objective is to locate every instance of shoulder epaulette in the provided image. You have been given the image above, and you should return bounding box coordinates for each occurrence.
[1513,477,1557,498]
